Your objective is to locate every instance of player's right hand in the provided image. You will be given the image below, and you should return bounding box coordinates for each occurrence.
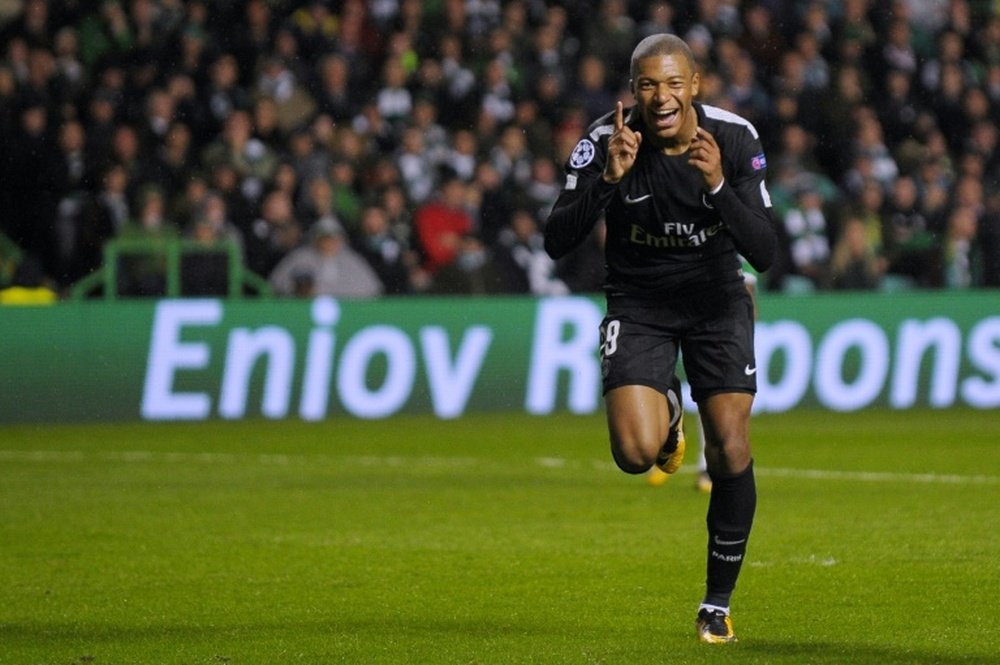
[603,101,642,184]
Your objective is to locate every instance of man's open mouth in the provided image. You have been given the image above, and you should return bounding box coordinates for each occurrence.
[651,107,679,128]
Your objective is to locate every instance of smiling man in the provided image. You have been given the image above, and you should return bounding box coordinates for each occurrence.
[544,34,777,644]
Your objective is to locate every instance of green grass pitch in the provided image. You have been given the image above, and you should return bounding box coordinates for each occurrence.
[1,408,998,664]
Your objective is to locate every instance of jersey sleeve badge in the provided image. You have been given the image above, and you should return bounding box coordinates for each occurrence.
[751,153,767,171]
[569,139,596,169]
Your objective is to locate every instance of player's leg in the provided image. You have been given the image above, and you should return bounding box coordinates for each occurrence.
[695,413,712,492]
[600,301,682,475]
[644,376,687,485]
[682,287,757,643]
[655,375,686,473]
[699,392,753,474]
[605,384,674,474]
[696,392,756,643]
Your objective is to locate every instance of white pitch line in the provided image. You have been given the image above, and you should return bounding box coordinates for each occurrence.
[1,450,998,485]
[754,466,1000,485]
[750,555,838,568]
[547,458,1000,485]
[0,449,480,469]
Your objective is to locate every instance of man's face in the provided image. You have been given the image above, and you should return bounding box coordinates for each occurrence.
[631,53,699,145]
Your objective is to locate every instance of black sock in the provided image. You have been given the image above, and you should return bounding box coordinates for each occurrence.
[703,461,756,608]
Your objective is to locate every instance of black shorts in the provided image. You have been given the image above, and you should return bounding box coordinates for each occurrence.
[599,289,757,403]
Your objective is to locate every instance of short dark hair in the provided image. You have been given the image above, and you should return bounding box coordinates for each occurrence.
[629,34,696,81]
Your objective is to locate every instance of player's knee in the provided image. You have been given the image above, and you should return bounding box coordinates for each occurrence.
[706,434,751,475]
[612,449,654,474]
[610,437,657,474]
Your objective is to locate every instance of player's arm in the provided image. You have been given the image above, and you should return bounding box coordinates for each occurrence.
[545,104,633,260]
[689,127,777,273]
[544,175,614,260]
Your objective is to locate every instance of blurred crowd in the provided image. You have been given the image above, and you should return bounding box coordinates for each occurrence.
[1,0,999,301]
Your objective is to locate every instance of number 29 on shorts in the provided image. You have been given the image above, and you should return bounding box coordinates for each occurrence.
[600,319,621,358]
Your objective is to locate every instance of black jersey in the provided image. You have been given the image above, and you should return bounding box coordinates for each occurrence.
[545,102,776,299]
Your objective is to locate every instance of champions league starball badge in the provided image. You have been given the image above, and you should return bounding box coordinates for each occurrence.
[569,139,596,169]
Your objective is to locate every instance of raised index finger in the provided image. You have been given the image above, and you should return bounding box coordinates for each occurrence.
[615,101,624,131]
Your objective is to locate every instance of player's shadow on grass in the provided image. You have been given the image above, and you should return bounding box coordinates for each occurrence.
[745,639,996,665]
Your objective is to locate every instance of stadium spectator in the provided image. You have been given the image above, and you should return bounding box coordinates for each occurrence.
[230,0,273,78]
[143,121,193,204]
[829,215,887,291]
[633,0,672,41]
[108,122,143,198]
[245,189,302,278]
[572,54,616,124]
[207,163,255,245]
[355,203,417,296]
[268,216,382,299]
[75,162,131,279]
[326,158,363,234]
[429,232,506,295]
[877,17,919,84]
[298,175,337,231]
[313,53,358,124]
[432,33,478,128]
[793,30,829,93]
[55,117,90,197]
[469,161,510,249]
[250,96,285,154]
[737,3,785,80]
[846,177,889,261]
[378,184,416,250]
[181,203,237,298]
[201,108,278,205]
[883,175,938,287]
[513,97,556,162]
[375,53,413,138]
[201,53,250,138]
[111,184,174,298]
[878,68,921,148]
[440,127,479,183]
[192,190,244,252]
[413,173,473,275]
[526,10,574,96]
[719,48,771,127]
[921,29,980,97]
[122,184,176,243]
[478,56,517,125]
[395,125,436,205]
[488,124,533,192]
[494,208,569,296]
[851,109,899,191]
[781,181,832,290]
[6,97,61,273]
[520,156,562,223]
[942,205,984,288]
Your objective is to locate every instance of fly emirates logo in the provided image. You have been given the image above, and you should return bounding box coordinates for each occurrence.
[630,221,726,248]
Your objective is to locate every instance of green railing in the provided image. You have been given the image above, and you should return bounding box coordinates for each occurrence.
[70,237,271,300]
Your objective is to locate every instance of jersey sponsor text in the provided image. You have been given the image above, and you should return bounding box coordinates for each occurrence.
[630,221,726,249]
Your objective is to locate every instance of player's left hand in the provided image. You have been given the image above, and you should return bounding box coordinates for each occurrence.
[688,127,724,192]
